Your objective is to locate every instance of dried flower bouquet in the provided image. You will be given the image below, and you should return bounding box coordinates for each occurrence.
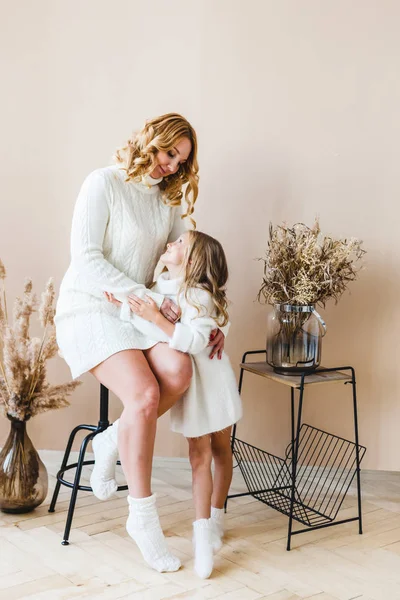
[258,220,365,307]
[0,259,80,422]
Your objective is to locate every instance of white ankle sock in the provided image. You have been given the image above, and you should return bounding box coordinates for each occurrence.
[126,494,181,573]
[211,506,225,541]
[193,518,216,579]
[90,420,119,500]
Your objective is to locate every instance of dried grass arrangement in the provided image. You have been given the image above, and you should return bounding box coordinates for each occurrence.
[258,220,365,307]
[0,259,80,422]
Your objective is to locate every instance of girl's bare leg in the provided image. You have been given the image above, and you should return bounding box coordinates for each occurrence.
[188,435,216,579]
[210,427,233,540]
[210,427,233,508]
[188,436,213,520]
[144,343,192,418]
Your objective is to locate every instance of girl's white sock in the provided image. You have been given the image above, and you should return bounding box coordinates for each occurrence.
[90,420,119,500]
[192,518,216,579]
[211,506,225,541]
[126,494,181,573]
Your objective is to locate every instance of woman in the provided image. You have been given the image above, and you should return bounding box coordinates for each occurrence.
[55,114,226,573]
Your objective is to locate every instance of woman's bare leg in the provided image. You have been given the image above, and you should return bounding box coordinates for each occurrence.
[90,349,180,572]
[210,427,233,508]
[91,349,159,498]
[143,343,192,418]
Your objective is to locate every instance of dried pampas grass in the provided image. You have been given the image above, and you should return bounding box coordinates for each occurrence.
[0,262,80,421]
[258,220,365,307]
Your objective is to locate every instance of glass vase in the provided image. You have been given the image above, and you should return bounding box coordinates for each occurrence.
[0,417,48,513]
[267,304,327,375]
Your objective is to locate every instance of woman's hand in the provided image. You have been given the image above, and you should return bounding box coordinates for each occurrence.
[208,328,225,360]
[160,297,181,324]
[104,292,122,306]
[128,294,161,323]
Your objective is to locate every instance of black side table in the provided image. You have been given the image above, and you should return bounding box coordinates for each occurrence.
[226,350,366,551]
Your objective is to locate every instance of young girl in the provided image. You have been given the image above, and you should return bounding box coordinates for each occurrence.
[96,231,242,578]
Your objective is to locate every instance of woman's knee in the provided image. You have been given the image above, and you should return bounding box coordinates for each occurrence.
[145,345,193,396]
[176,358,192,393]
[122,383,160,421]
[163,353,193,395]
[91,350,161,419]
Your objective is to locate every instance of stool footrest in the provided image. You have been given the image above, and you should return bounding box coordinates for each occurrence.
[57,460,127,493]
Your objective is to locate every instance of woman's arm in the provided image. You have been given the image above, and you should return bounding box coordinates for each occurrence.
[70,169,164,306]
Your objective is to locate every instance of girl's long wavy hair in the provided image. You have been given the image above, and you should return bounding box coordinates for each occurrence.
[180,231,229,327]
[115,113,199,225]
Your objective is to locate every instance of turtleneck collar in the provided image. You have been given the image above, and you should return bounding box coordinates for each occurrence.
[131,173,162,194]
[156,271,183,295]
[142,174,163,187]
[113,165,162,194]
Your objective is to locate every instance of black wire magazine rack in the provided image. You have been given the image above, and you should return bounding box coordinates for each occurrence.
[232,424,366,528]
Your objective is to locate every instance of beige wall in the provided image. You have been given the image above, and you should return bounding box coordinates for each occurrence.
[1,0,399,470]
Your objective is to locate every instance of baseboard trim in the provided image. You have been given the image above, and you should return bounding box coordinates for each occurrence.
[35,450,399,475]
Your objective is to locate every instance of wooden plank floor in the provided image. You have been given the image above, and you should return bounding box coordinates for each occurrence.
[1,451,400,600]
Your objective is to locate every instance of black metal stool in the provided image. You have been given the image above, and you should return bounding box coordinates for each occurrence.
[48,384,127,545]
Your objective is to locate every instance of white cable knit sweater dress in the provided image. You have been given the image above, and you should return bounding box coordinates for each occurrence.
[122,273,243,438]
[55,166,186,379]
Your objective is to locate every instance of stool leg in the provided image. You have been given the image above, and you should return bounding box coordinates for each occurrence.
[99,384,110,429]
[49,425,91,513]
[61,431,94,545]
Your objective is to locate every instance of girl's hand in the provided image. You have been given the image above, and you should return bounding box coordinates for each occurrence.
[104,292,122,306]
[160,297,181,323]
[208,328,225,360]
[128,294,160,322]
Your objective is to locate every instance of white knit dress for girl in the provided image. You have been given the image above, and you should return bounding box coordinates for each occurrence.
[120,273,243,438]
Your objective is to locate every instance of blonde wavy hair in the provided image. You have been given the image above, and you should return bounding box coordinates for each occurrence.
[115,113,199,224]
[180,231,229,327]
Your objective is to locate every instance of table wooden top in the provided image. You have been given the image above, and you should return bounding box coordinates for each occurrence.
[239,361,352,388]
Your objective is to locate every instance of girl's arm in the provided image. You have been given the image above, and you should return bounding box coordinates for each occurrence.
[70,169,164,307]
[169,310,217,354]
[129,290,219,355]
